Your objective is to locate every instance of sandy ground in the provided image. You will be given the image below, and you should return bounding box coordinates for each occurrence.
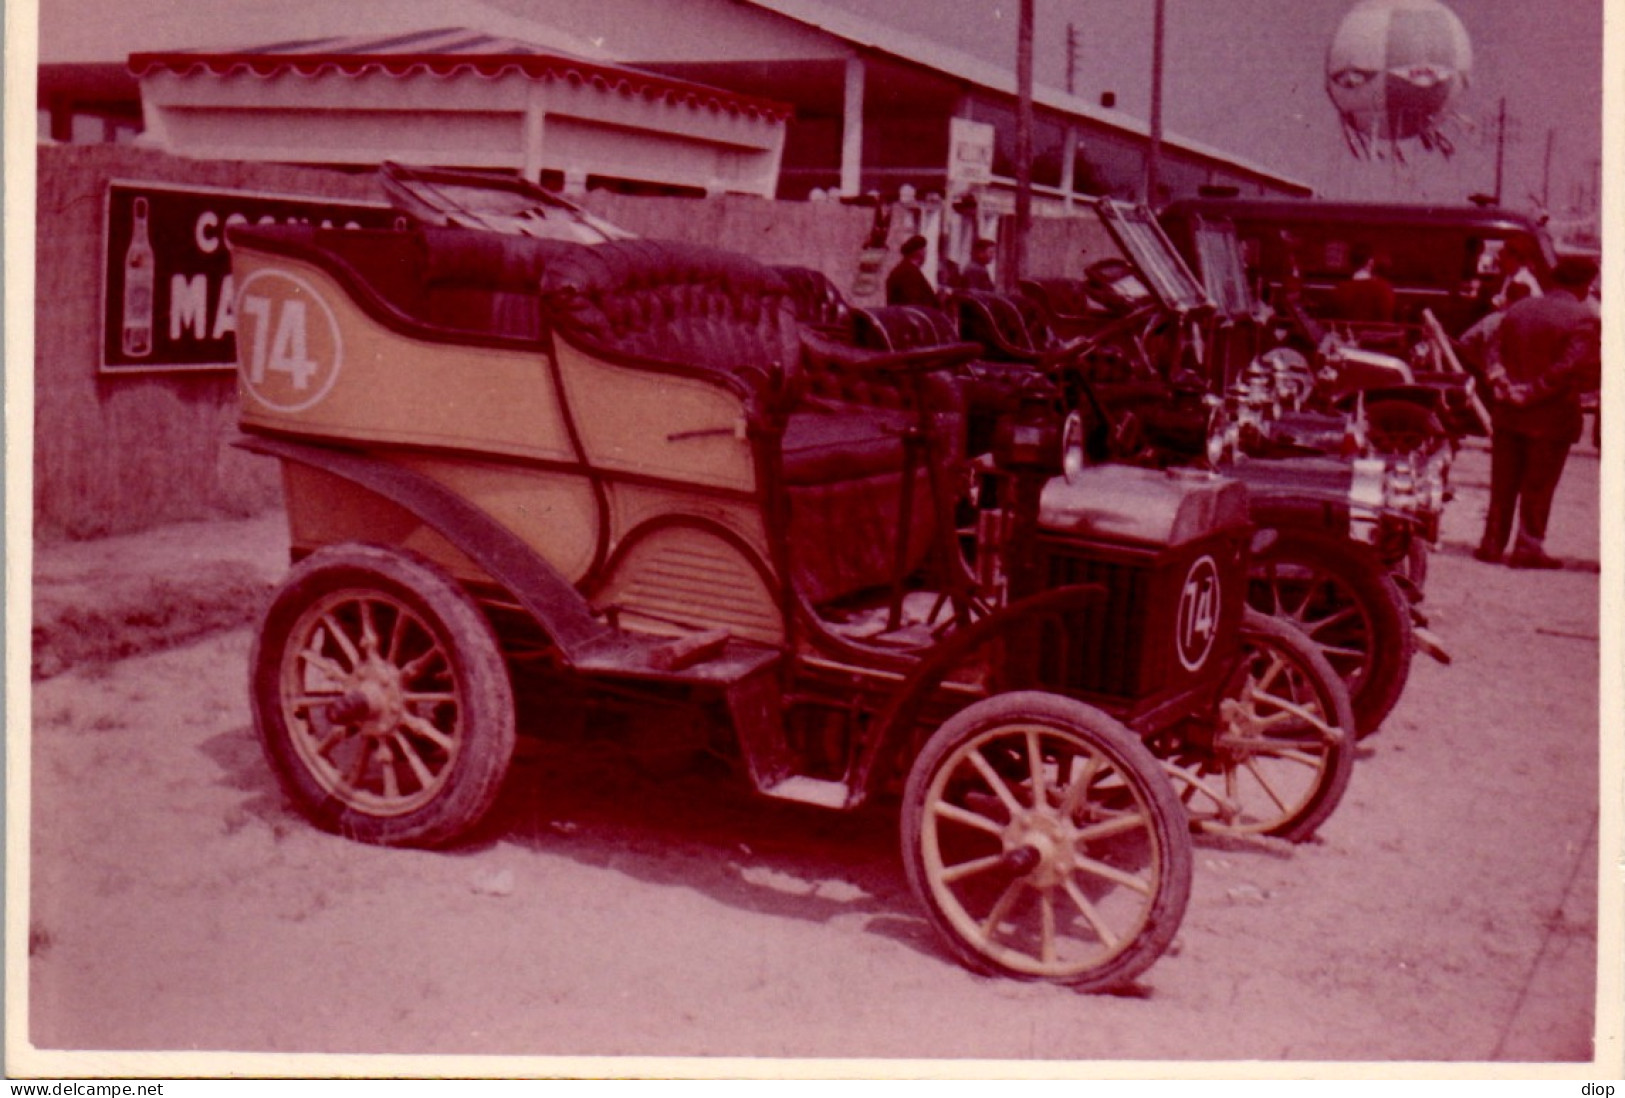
[17,440,1612,1074]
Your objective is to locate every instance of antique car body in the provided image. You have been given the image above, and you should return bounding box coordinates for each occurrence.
[999,200,1446,735]
[228,214,1354,991]
[1157,195,1560,337]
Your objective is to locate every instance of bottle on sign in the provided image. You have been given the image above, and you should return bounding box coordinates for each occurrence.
[121,196,155,357]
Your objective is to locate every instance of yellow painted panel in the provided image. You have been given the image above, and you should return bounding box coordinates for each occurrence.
[234,251,573,463]
[552,340,757,491]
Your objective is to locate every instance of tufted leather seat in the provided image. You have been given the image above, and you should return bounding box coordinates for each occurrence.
[538,240,803,399]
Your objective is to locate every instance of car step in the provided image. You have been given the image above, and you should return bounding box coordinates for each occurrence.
[760,775,852,809]
[573,629,779,685]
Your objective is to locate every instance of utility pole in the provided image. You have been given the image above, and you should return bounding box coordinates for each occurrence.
[1066,22,1079,96]
[1492,97,1506,206]
[1015,0,1034,282]
[1541,128,1555,210]
[1145,0,1165,206]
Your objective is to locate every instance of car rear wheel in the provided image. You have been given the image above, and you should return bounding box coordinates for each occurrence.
[901,692,1192,991]
[252,543,516,847]
[1164,609,1356,842]
[1248,529,1414,737]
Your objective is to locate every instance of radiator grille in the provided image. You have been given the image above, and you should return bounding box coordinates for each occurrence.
[1035,532,1245,704]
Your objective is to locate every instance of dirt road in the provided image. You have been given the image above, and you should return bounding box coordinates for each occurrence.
[20,442,1609,1071]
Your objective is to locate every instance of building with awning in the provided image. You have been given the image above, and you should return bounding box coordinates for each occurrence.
[128,27,792,198]
[42,0,1310,205]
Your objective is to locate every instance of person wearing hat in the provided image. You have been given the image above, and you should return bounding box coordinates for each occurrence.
[886,234,939,307]
[1473,254,1602,569]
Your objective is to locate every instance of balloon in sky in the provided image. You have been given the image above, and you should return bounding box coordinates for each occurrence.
[1325,0,1473,159]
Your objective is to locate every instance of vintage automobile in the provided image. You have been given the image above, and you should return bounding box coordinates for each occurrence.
[1158,195,1547,446]
[1004,201,1448,736]
[227,205,1361,991]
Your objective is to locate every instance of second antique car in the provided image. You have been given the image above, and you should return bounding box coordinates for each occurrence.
[228,206,1353,992]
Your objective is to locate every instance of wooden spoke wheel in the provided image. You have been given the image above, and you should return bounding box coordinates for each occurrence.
[1165,609,1356,843]
[1248,529,1414,736]
[252,544,515,847]
[901,693,1192,991]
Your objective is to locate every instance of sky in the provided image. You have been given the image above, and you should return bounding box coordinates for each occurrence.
[26,0,1612,215]
[813,0,1608,213]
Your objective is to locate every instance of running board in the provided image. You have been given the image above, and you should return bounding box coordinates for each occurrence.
[760,775,853,809]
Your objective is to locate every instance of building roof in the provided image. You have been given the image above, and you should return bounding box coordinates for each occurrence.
[128,28,793,122]
[742,0,1311,192]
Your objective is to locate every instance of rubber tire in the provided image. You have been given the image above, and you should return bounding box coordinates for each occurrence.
[1248,528,1415,738]
[901,691,1193,992]
[1229,609,1356,842]
[1365,400,1448,457]
[251,543,516,848]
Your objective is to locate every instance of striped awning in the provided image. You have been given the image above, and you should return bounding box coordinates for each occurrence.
[129,28,793,121]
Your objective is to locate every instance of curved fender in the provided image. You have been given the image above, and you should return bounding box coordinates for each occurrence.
[851,583,1107,799]
[1334,384,1448,415]
[236,433,613,662]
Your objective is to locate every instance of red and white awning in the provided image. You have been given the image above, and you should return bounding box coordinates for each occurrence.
[131,28,790,197]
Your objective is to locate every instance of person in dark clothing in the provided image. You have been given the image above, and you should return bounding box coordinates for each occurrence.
[886,234,938,307]
[1473,255,1601,569]
[1328,242,1397,323]
[961,238,997,292]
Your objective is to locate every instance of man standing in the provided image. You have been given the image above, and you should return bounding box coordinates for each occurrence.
[961,238,998,292]
[886,235,938,307]
[1473,255,1601,569]
[1329,242,1397,323]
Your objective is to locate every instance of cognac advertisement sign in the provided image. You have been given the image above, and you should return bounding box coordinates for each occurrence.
[100,181,399,373]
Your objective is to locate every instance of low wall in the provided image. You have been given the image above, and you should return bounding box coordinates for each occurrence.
[34,145,1114,542]
[33,145,384,542]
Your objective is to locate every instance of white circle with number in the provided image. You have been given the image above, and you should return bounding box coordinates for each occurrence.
[236,268,344,413]
[1175,554,1221,673]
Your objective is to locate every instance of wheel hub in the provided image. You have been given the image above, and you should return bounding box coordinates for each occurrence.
[330,660,405,739]
[1005,809,1077,889]
[1215,694,1264,761]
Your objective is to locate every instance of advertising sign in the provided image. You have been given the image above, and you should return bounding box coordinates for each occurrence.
[946,117,995,194]
[101,181,400,373]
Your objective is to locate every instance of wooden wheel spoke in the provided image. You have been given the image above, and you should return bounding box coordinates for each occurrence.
[1040,891,1057,964]
[1071,853,1153,895]
[402,691,458,706]
[321,612,362,669]
[390,732,439,790]
[933,798,1006,837]
[314,722,353,760]
[398,644,446,685]
[401,712,457,753]
[1162,761,1236,815]
[292,690,344,710]
[385,611,408,664]
[1302,605,1359,636]
[1247,651,1288,695]
[1252,694,1340,741]
[1072,811,1149,844]
[358,600,382,658]
[1058,752,1104,819]
[1062,878,1121,949]
[939,852,1009,884]
[967,749,1025,817]
[344,739,373,790]
[378,743,401,800]
[298,647,351,687]
[979,877,1029,938]
[1026,729,1047,809]
[1241,757,1291,813]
